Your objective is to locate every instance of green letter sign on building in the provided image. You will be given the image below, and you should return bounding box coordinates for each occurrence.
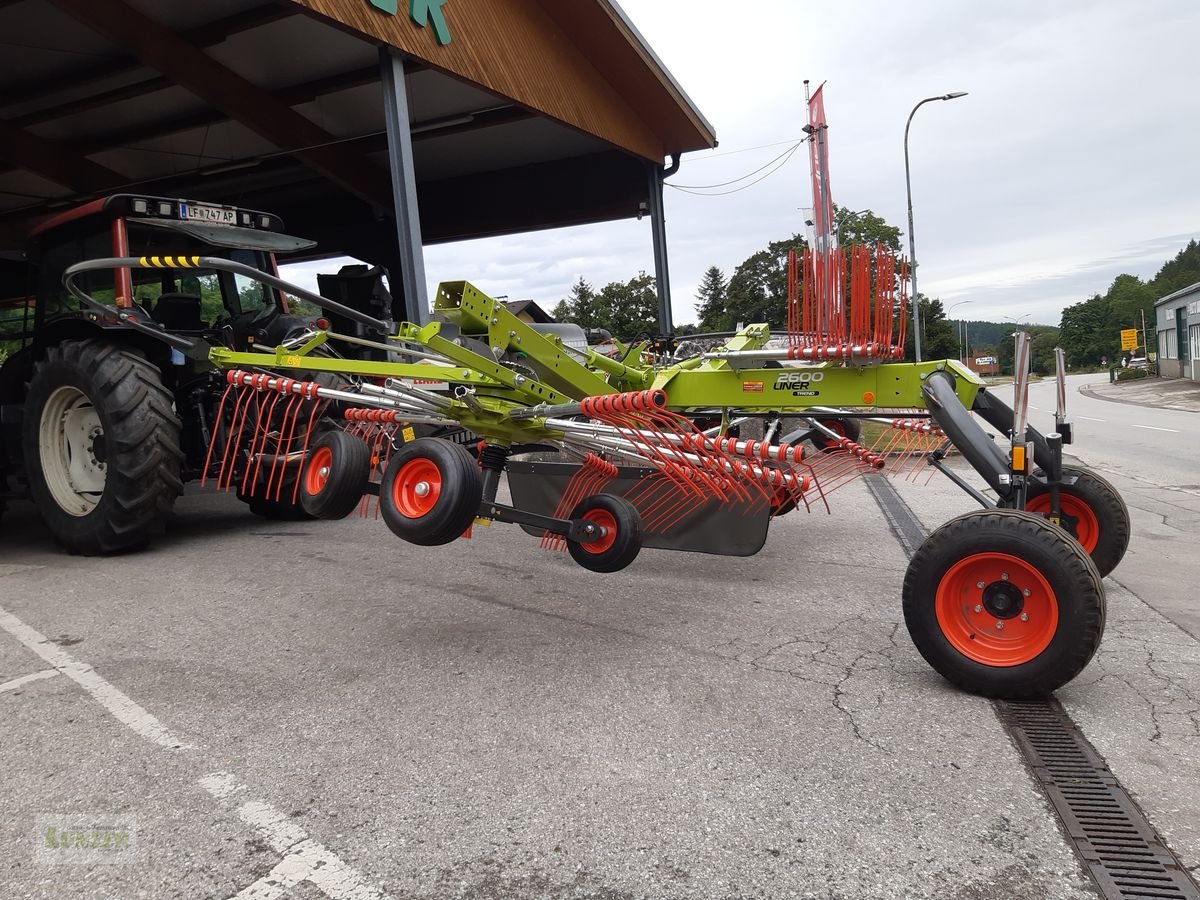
[367,0,451,46]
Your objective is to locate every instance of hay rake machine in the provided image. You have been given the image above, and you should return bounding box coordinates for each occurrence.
[63,254,1129,700]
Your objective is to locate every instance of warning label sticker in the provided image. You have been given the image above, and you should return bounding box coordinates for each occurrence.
[742,381,765,393]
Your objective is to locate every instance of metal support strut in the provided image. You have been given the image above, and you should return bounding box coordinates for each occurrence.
[475,442,606,544]
[648,155,680,346]
[380,48,430,326]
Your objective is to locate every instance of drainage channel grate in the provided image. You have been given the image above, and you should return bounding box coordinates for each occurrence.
[996,699,1199,900]
[864,473,1200,900]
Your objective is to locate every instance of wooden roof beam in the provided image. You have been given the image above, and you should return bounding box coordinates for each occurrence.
[47,0,392,209]
[0,119,122,192]
[74,66,382,157]
[0,4,296,110]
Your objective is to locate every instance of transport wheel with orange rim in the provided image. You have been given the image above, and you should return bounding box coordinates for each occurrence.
[809,416,862,453]
[566,493,643,573]
[902,509,1105,699]
[298,431,371,520]
[1024,466,1129,577]
[379,438,482,546]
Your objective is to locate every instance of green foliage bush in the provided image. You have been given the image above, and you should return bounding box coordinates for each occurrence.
[1115,368,1149,382]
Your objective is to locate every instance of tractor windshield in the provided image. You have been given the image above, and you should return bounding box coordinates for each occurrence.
[35,221,281,328]
[126,221,276,323]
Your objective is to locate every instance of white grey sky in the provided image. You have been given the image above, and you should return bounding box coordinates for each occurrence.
[287,0,1200,327]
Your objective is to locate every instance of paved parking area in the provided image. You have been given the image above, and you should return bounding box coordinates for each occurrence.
[1,459,1197,899]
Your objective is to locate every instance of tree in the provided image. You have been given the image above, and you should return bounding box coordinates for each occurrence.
[554,277,603,330]
[724,234,807,330]
[1029,328,1062,374]
[695,265,728,331]
[1149,239,1200,297]
[834,206,902,252]
[553,274,658,340]
[594,272,658,340]
[1059,293,1110,366]
[997,325,1059,375]
[903,295,957,361]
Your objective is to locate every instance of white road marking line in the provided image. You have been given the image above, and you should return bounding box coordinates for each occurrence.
[202,774,387,900]
[0,605,193,750]
[0,668,60,693]
[199,772,244,801]
[0,611,385,898]
[1129,423,1179,433]
[230,853,311,899]
[1077,415,1106,422]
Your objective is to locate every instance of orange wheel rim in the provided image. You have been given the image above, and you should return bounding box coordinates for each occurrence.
[934,552,1058,667]
[581,509,617,554]
[392,458,442,519]
[304,446,334,496]
[1026,491,1100,553]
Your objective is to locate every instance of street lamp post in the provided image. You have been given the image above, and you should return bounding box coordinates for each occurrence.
[904,91,968,361]
[947,299,975,360]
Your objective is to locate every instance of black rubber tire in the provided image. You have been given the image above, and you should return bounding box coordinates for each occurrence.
[299,431,370,520]
[566,493,643,573]
[379,438,482,546]
[902,509,1106,699]
[23,339,183,554]
[810,416,862,453]
[1025,467,1129,578]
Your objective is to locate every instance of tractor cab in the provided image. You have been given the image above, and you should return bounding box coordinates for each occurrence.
[12,194,318,372]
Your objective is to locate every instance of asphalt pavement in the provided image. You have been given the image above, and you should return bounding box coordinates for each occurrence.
[0,374,1197,899]
[1025,373,1200,639]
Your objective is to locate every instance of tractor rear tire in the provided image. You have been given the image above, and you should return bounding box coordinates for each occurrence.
[1025,467,1129,578]
[299,431,371,520]
[23,339,183,554]
[566,493,643,573]
[902,509,1105,699]
[379,438,482,546]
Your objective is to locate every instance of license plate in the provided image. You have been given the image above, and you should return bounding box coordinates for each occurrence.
[181,203,237,225]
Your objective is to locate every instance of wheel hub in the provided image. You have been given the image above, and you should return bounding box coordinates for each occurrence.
[934,551,1060,667]
[414,481,430,498]
[39,385,106,516]
[982,581,1025,620]
[91,431,107,465]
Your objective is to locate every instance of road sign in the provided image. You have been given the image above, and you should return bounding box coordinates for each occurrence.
[1120,328,1138,351]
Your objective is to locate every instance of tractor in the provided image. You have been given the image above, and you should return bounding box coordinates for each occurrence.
[0,193,371,553]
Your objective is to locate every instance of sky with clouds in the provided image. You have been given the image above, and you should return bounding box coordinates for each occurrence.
[285,0,1200,328]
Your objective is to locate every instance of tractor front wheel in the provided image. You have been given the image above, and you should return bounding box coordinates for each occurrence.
[902,509,1105,699]
[379,438,482,545]
[1025,467,1129,577]
[23,339,183,554]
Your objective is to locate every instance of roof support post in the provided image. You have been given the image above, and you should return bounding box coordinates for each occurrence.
[380,48,429,326]
[647,156,679,341]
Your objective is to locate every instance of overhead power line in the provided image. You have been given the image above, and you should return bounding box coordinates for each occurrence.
[667,141,805,196]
